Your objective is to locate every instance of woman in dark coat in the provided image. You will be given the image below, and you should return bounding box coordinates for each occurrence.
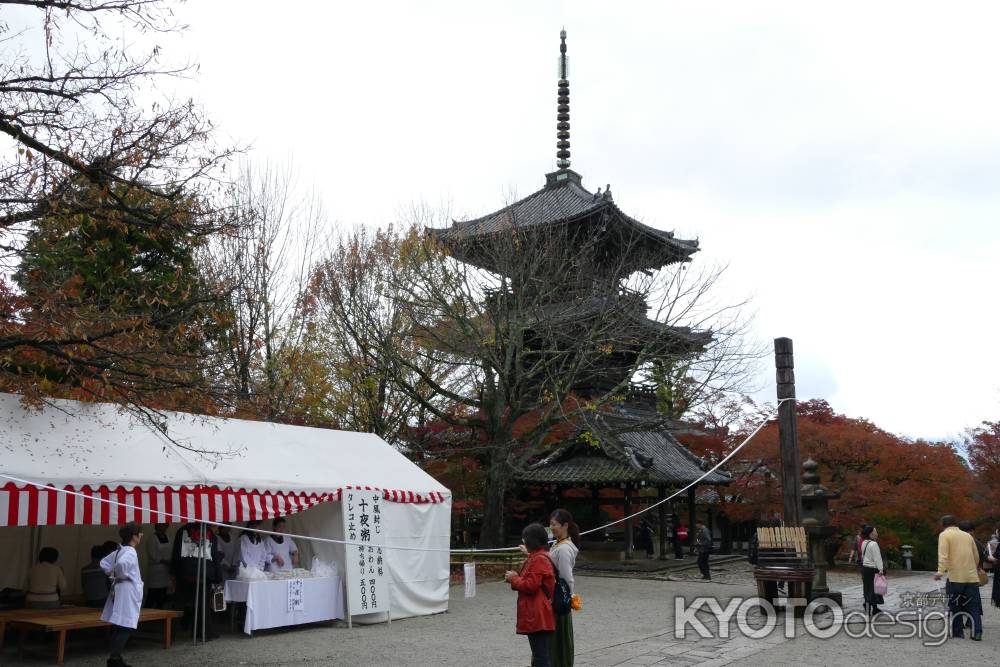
[505,523,556,667]
[859,525,884,616]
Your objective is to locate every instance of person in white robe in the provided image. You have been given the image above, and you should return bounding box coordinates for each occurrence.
[144,522,172,608]
[216,525,241,581]
[101,522,144,667]
[265,517,299,572]
[239,520,269,572]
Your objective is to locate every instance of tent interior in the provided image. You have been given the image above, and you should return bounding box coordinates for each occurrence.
[0,499,450,622]
[0,393,452,622]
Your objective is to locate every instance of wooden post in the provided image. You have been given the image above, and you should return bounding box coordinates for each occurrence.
[623,484,634,560]
[590,485,601,531]
[687,487,696,554]
[775,337,803,526]
[657,486,668,560]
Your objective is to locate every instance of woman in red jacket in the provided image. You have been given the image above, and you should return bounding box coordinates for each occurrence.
[505,523,556,667]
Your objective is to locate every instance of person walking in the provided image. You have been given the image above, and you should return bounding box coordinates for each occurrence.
[505,523,556,667]
[694,518,712,580]
[549,509,580,667]
[934,515,982,640]
[101,522,143,667]
[960,521,988,565]
[859,525,884,616]
[636,518,655,559]
[847,528,862,565]
[670,514,684,560]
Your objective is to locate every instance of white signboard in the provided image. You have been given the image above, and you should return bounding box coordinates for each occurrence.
[464,563,476,599]
[287,578,304,612]
[342,490,389,616]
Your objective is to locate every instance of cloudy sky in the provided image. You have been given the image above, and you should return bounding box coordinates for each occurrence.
[24,1,1000,440]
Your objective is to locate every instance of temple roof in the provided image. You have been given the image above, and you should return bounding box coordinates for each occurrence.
[529,290,712,351]
[431,170,699,271]
[515,402,730,486]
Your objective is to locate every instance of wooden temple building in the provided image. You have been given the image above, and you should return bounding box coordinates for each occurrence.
[432,31,729,559]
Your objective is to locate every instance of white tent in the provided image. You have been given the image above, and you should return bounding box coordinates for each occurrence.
[0,392,451,621]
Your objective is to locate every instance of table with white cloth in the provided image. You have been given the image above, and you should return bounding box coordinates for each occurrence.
[224,576,344,635]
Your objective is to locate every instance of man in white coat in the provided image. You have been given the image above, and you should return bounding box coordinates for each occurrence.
[100,522,144,667]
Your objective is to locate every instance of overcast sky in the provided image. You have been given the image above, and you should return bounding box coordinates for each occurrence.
[21,1,1000,440]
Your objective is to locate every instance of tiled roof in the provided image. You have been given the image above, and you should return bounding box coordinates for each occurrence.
[515,402,731,486]
[528,292,712,352]
[430,173,698,266]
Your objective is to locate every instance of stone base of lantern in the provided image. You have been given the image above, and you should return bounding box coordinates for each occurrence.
[807,590,843,608]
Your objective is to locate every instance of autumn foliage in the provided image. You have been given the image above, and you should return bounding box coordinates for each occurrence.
[682,400,976,568]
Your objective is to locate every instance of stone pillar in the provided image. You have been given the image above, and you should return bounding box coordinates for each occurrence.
[657,486,668,560]
[687,487,697,554]
[623,484,634,561]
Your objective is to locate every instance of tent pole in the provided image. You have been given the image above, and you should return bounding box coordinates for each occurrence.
[200,522,207,644]
[193,525,202,644]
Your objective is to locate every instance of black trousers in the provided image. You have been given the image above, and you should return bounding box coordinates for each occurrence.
[109,625,132,658]
[947,581,982,637]
[673,539,684,559]
[861,566,881,613]
[527,630,553,667]
[177,577,218,634]
[697,552,710,578]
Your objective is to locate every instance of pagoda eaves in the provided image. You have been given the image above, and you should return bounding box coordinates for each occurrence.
[431,169,698,275]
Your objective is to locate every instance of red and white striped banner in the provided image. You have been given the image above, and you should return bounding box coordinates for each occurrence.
[0,482,448,527]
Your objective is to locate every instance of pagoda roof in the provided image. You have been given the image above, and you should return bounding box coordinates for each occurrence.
[514,402,730,486]
[432,170,699,270]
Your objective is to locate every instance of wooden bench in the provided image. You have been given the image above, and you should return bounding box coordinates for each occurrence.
[9,608,182,664]
[753,526,815,610]
[0,607,87,651]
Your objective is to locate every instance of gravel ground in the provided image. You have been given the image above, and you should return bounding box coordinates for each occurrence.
[3,566,997,666]
[2,574,757,666]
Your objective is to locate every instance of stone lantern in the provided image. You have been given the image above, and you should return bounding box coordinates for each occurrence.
[901,545,914,571]
[800,459,842,605]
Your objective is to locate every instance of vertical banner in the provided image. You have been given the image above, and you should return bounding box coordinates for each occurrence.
[464,562,476,599]
[287,578,304,611]
[343,490,389,616]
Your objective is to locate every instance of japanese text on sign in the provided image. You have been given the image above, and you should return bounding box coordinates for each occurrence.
[343,491,389,616]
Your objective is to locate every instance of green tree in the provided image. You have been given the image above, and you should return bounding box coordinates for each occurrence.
[0,0,235,416]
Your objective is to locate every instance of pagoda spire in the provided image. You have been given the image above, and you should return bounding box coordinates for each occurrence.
[556,29,571,169]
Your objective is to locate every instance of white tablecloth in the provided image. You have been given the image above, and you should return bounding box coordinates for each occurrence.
[225,576,344,635]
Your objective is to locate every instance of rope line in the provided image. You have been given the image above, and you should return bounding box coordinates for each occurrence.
[0,399,788,555]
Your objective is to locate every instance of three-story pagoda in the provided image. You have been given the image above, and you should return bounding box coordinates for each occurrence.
[432,31,729,559]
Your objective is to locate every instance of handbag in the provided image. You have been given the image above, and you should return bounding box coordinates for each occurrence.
[552,576,572,616]
[978,569,989,587]
[874,572,888,596]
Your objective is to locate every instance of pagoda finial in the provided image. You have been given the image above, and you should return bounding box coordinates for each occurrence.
[556,29,571,170]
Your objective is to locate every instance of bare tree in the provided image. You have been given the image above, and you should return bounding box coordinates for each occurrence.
[199,162,326,422]
[0,0,236,415]
[339,201,760,545]
[304,223,453,443]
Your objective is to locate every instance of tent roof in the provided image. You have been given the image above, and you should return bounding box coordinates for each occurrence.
[0,393,449,498]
